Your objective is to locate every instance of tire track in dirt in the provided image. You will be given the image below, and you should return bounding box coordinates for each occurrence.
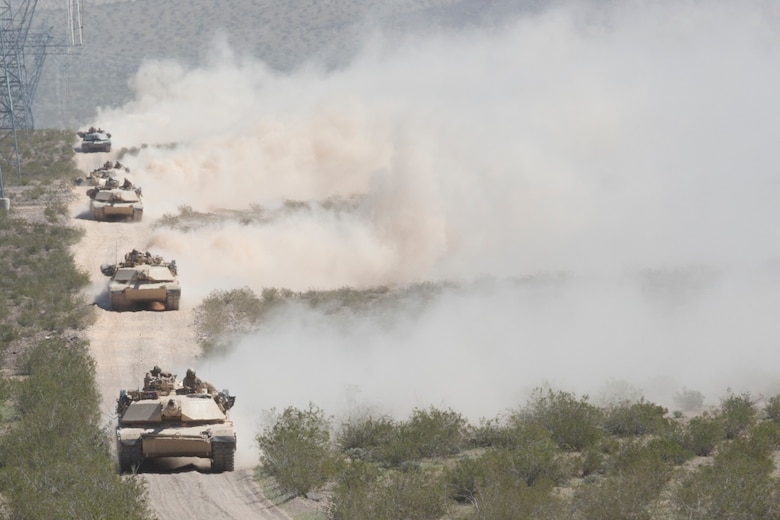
[69,185,290,520]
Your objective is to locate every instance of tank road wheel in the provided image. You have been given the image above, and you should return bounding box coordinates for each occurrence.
[132,208,143,222]
[118,444,143,474]
[211,443,235,473]
[110,293,129,312]
[165,291,180,311]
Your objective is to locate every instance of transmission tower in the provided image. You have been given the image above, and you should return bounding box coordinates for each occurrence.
[0,0,81,204]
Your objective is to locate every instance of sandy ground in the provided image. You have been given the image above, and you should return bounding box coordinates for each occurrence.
[68,186,292,520]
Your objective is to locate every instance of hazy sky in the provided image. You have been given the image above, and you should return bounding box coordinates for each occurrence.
[81,0,780,458]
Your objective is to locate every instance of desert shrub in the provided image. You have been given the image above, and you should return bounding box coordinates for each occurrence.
[525,388,603,451]
[329,461,448,520]
[752,420,780,449]
[451,451,563,520]
[256,403,338,496]
[409,406,469,458]
[44,200,69,223]
[603,399,670,436]
[378,406,468,466]
[672,432,780,519]
[0,337,152,520]
[608,438,689,475]
[579,447,608,477]
[673,387,705,412]
[328,461,382,518]
[448,454,491,504]
[336,413,397,462]
[502,421,572,485]
[196,287,267,353]
[719,391,758,439]
[447,437,570,506]
[645,437,693,465]
[572,438,677,520]
[572,469,668,520]
[675,413,724,456]
[467,416,508,448]
[765,395,780,424]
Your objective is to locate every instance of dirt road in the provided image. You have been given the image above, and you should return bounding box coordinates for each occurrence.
[68,187,291,520]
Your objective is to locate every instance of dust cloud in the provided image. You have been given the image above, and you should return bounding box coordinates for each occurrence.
[82,0,780,455]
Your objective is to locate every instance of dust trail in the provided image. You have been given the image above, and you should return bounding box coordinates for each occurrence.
[81,0,780,449]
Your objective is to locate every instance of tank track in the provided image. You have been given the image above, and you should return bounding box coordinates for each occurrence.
[165,291,180,311]
[118,443,143,473]
[110,293,129,312]
[211,442,235,473]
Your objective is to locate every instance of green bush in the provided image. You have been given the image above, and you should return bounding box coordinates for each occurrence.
[672,432,780,519]
[448,454,491,504]
[719,391,758,439]
[765,395,780,424]
[196,287,268,354]
[502,420,572,485]
[336,412,397,462]
[608,438,688,475]
[377,406,468,466]
[525,388,603,451]
[752,420,780,449]
[403,406,468,458]
[447,437,570,506]
[603,399,670,436]
[676,413,724,456]
[256,403,338,497]
[572,438,676,520]
[329,461,448,520]
[452,451,563,520]
[579,446,608,477]
[327,461,382,518]
[0,337,152,520]
[573,469,667,520]
[467,416,509,449]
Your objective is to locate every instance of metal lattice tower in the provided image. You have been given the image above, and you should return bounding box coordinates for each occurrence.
[0,0,38,131]
[0,0,80,201]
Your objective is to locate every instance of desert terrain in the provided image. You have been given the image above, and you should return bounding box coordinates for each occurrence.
[42,0,780,516]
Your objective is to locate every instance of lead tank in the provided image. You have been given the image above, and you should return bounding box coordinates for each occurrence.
[101,249,180,311]
[78,127,112,153]
[115,367,236,473]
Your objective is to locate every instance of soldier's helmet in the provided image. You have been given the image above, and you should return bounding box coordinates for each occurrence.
[152,365,162,376]
[186,369,195,378]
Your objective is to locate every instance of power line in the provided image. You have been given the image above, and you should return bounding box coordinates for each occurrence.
[0,0,81,201]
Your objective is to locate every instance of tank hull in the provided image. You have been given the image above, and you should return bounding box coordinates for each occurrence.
[116,389,237,473]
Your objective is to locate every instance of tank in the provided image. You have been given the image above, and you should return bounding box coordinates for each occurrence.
[76,161,131,187]
[87,182,143,222]
[115,367,236,473]
[78,127,112,153]
[101,249,181,311]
